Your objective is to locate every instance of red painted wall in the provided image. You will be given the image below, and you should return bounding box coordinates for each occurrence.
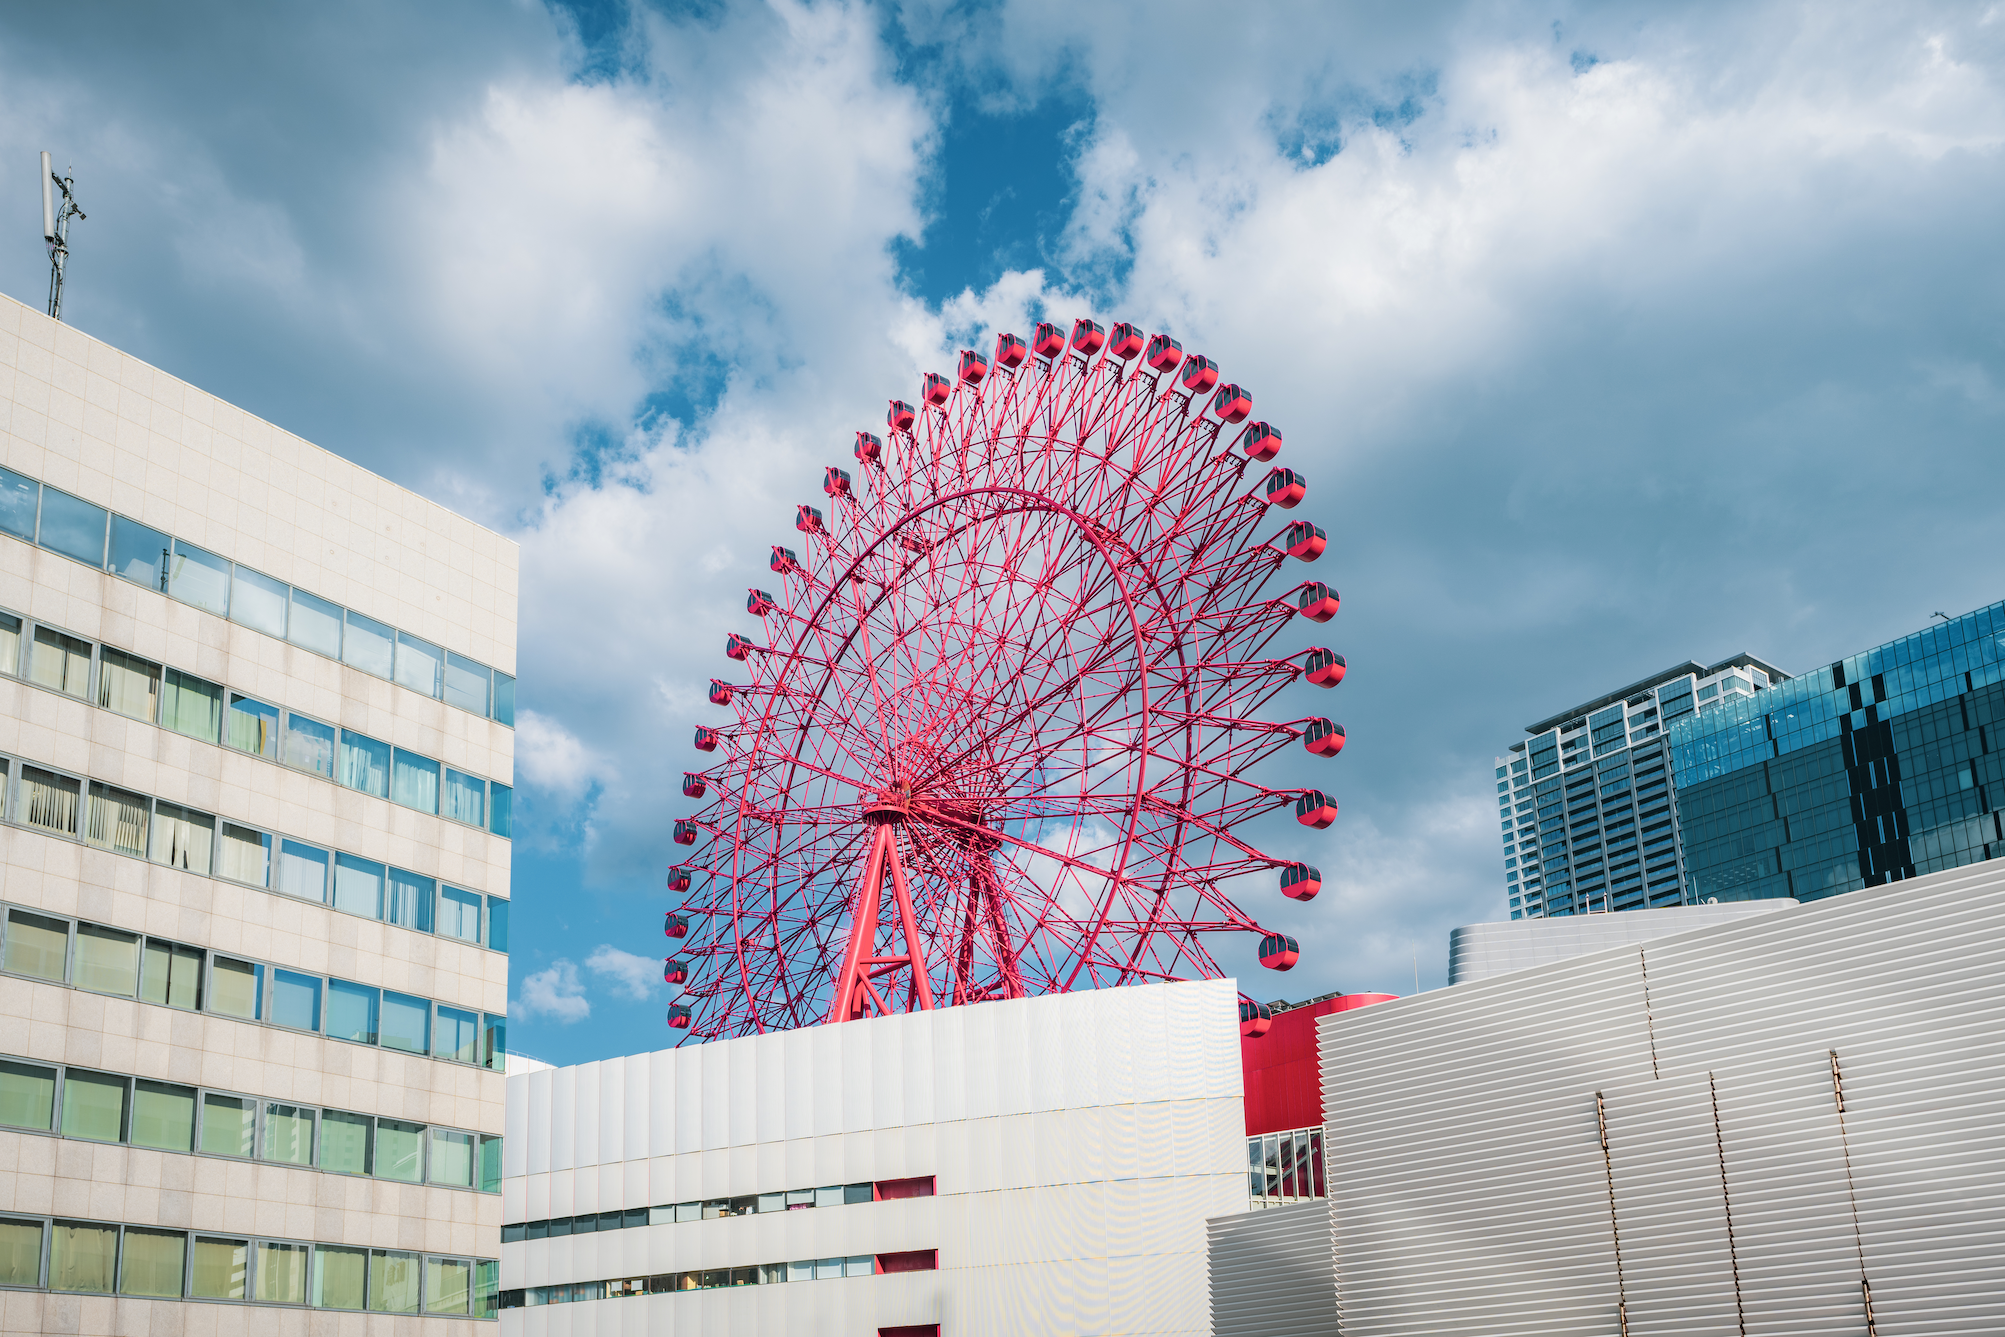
[1241,993,1399,1136]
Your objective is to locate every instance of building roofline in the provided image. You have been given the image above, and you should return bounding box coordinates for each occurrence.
[1523,654,1792,736]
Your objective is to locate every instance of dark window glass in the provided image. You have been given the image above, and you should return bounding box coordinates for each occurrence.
[36,488,106,566]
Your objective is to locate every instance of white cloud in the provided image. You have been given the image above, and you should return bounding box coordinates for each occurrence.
[586,945,661,1002]
[515,709,600,800]
[515,960,590,1024]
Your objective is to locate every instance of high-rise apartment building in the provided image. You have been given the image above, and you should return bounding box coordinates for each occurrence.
[1668,599,2005,902]
[0,292,515,1328]
[1494,654,1787,919]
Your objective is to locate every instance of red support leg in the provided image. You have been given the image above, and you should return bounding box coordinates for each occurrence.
[828,821,936,1023]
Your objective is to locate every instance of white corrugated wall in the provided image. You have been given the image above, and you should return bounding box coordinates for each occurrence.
[1207,1201,1339,1337]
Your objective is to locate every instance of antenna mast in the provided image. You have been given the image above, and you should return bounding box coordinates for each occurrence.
[40,151,85,323]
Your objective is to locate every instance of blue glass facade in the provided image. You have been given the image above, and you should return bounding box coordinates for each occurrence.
[1669,601,2005,901]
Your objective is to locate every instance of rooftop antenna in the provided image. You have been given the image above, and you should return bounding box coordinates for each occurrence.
[40,151,85,323]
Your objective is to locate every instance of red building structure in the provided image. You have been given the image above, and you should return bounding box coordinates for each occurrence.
[1242,991,1398,1136]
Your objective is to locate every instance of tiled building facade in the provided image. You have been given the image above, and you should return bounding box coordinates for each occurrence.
[0,292,515,1330]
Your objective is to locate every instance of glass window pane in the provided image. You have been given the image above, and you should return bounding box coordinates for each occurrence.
[283,712,337,778]
[339,729,389,797]
[207,957,260,1021]
[320,1110,372,1175]
[486,897,508,953]
[84,782,149,857]
[0,1218,42,1288]
[262,1102,314,1166]
[439,887,481,942]
[49,1221,117,1293]
[342,611,394,678]
[482,1014,507,1071]
[426,1256,471,1314]
[385,869,434,932]
[375,1119,423,1182]
[0,612,18,675]
[394,632,443,697]
[0,468,37,539]
[107,516,170,591]
[478,1135,502,1193]
[288,588,342,658]
[391,750,439,814]
[254,1241,308,1305]
[435,1006,479,1064]
[130,1080,196,1153]
[489,781,512,838]
[224,693,279,759]
[4,910,68,981]
[370,1249,419,1313]
[119,1227,185,1298]
[492,672,515,727]
[19,765,81,835]
[444,653,489,715]
[160,668,223,742]
[96,647,159,721]
[333,853,384,918]
[327,979,379,1045]
[0,1060,57,1130]
[167,540,230,615]
[27,628,90,698]
[442,768,484,827]
[190,1235,248,1301]
[269,969,322,1032]
[311,1244,367,1309]
[60,1070,127,1142]
[200,1094,255,1157]
[275,840,328,902]
[428,1128,473,1187]
[150,802,214,873]
[141,939,203,1011]
[73,924,139,997]
[474,1259,499,1319]
[36,488,107,566]
[215,823,271,887]
[380,992,429,1054]
[229,566,288,638]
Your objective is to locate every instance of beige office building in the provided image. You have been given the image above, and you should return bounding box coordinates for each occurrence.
[0,291,515,1331]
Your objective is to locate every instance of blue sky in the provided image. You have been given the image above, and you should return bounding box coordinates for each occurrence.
[3,1,2003,1065]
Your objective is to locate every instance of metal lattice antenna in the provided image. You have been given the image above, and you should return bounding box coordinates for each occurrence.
[41,152,85,323]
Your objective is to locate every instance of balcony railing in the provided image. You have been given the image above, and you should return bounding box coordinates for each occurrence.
[1247,1125,1324,1208]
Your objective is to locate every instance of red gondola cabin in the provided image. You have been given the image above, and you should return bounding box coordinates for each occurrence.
[667,1004,693,1029]
[725,634,753,661]
[694,726,720,752]
[664,911,689,937]
[747,589,776,616]
[921,372,951,407]
[1303,719,1346,757]
[1070,318,1105,356]
[1305,648,1345,686]
[1108,322,1144,360]
[673,820,699,845]
[1243,422,1282,462]
[887,400,916,432]
[796,504,824,534]
[1144,332,1182,372]
[1284,521,1327,561]
[1297,581,1339,621]
[958,349,988,384]
[854,431,882,463]
[1211,383,1252,423]
[1031,321,1065,358]
[770,546,800,574]
[994,332,1027,369]
[824,466,851,497]
[1239,999,1273,1038]
[1280,862,1322,901]
[1263,468,1305,508]
[681,772,707,798]
[1258,933,1300,971]
[707,680,732,707]
[1295,790,1338,828]
[663,958,689,985]
[666,867,692,893]
[1178,354,1219,395]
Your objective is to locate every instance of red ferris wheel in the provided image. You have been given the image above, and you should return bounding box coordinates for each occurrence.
[666,318,1346,1041]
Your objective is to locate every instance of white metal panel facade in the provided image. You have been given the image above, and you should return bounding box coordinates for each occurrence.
[1318,862,2005,1335]
[1207,1202,1339,1337]
[502,978,1245,1337]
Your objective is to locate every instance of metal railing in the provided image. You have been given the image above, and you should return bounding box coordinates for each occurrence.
[1248,1125,1325,1208]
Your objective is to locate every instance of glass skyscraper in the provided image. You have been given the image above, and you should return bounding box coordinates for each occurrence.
[1669,600,2005,902]
[1495,655,1788,919]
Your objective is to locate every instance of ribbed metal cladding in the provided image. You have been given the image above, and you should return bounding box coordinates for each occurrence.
[1208,1201,1339,1337]
[1319,862,2005,1335]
